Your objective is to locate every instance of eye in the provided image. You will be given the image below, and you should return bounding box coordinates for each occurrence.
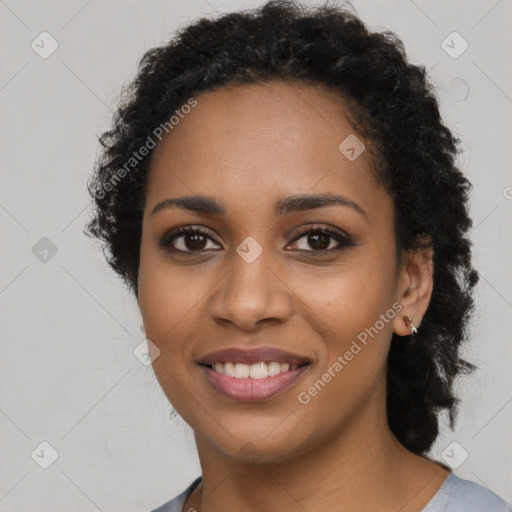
[287,225,355,256]
[158,224,356,256]
[158,225,222,253]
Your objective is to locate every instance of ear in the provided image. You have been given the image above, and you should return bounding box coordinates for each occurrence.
[392,235,434,336]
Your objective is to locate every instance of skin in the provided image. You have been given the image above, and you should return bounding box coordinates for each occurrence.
[137,81,449,512]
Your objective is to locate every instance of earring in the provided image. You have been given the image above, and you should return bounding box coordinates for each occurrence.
[403,315,418,335]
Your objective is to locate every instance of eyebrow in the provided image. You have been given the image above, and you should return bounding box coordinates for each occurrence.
[150,193,368,222]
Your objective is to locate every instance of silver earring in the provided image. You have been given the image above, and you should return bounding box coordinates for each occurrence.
[403,315,418,335]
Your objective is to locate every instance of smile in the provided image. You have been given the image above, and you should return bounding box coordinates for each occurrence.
[197,346,312,401]
[197,347,313,402]
[199,364,310,401]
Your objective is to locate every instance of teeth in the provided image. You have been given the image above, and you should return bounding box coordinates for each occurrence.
[233,363,250,378]
[249,362,268,379]
[268,362,281,376]
[210,362,300,378]
[224,361,235,377]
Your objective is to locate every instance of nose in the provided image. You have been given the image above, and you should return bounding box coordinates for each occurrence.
[208,249,293,331]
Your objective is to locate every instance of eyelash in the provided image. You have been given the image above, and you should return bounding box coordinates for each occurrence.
[158,224,355,257]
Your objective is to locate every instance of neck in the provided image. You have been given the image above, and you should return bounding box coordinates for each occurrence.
[186,382,448,512]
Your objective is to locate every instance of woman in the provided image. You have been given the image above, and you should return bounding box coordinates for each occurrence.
[84,1,510,510]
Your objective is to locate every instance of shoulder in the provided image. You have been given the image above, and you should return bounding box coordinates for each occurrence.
[148,476,202,512]
[423,473,510,512]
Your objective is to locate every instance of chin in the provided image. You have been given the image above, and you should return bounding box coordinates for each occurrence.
[195,419,316,466]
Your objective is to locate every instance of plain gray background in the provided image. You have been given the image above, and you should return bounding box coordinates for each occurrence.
[1,0,511,510]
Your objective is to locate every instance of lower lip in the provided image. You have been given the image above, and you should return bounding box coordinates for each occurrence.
[199,364,310,401]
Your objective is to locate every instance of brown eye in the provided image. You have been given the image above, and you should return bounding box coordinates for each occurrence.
[288,226,355,256]
[306,232,331,250]
[158,225,221,253]
[181,232,207,250]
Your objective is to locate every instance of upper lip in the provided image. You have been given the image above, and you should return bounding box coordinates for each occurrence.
[197,347,312,366]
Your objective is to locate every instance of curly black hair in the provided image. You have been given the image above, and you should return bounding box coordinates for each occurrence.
[84,0,479,456]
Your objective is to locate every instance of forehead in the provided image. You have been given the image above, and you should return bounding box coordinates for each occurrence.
[146,80,388,221]
[150,80,362,169]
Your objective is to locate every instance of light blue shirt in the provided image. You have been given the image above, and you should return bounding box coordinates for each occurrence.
[150,473,510,511]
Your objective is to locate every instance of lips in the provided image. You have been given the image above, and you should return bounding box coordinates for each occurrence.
[197,346,312,401]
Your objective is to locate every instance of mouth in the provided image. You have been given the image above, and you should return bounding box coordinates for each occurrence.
[197,347,312,401]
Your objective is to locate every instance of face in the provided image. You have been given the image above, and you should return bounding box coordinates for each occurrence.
[138,81,413,464]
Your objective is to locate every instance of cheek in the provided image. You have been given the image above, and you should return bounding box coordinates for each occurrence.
[294,248,396,333]
[138,273,204,365]
[292,267,397,432]
[138,236,199,357]
[137,253,204,415]
[290,245,398,383]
